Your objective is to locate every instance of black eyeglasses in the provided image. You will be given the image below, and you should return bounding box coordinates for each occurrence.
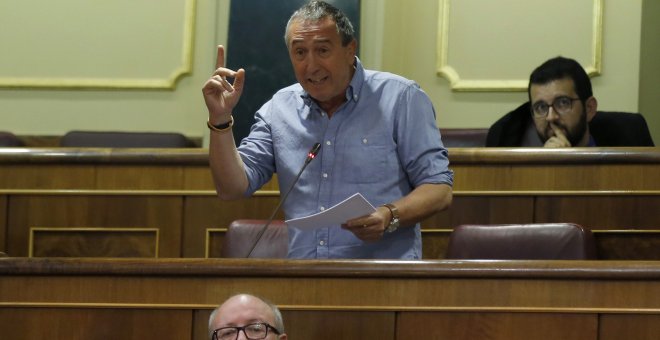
[531,96,581,117]
[212,323,280,340]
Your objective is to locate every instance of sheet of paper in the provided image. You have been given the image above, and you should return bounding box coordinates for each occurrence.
[285,193,376,231]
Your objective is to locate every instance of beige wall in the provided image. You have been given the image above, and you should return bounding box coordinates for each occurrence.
[1,0,657,144]
[360,0,653,139]
[0,0,222,141]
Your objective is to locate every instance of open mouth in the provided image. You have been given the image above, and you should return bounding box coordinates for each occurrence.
[309,76,329,85]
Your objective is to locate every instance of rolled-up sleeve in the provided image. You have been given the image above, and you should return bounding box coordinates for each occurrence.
[395,84,454,188]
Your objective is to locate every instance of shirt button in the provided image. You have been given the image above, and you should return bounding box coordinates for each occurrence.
[362,138,368,144]
[326,140,332,146]
[320,206,325,211]
[323,173,328,178]
[319,240,325,246]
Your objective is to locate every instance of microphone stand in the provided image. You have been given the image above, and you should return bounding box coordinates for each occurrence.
[246,143,321,258]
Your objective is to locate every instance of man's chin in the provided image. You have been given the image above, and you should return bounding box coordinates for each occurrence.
[306,90,332,103]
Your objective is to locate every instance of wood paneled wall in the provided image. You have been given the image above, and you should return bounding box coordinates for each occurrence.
[1,258,660,340]
[1,147,659,259]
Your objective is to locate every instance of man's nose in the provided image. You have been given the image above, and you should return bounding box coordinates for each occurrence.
[546,106,560,120]
[305,53,319,72]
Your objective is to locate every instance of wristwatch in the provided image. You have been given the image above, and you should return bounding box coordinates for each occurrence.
[382,203,400,233]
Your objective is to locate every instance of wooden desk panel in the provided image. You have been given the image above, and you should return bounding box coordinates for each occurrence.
[398,312,598,340]
[594,231,660,260]
[447,147,660,190]
[0,308,192,340]
[184,166,216,190]
[29,227,159,257]
[0,164,96,189]
[183,195,283,258]
[451,163,660,191]
[3,191,659,259]
[95,165,186,190]
[0,195,5,254]
[282,311,396,340]
[535,195,660,229]
[421,195,535,227]
[1,258,659,340]
[2,147,659,191]
[6,195,183,257]
[2,148,660,259]
[600,314,660,340]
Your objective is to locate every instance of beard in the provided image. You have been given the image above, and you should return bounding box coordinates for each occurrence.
[538,107,588,146]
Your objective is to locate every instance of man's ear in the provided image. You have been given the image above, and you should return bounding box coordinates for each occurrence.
[585,96,598,122]
[346,39,357,58]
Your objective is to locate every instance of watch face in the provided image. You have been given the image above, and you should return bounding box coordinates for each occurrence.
[383,203,399,233]
[386,219,399,233]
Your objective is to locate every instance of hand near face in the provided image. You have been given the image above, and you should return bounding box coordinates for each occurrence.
[202,45,245,121]
[341,206,390,242]
[544,124,572,147]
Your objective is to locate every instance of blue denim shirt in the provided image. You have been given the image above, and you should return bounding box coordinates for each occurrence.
[237,58,453,259]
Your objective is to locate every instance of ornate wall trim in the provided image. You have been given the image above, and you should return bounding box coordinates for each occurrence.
[437,0,603,92]
[0,0,196,90]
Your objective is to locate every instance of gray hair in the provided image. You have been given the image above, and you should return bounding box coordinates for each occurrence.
[208,294,285,339]
[284,0,355,47]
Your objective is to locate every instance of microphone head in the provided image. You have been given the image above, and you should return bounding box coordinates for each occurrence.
[309,142,321,157]
[306,142,321,163]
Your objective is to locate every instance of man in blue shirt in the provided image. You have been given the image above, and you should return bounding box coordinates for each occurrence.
[203,1,453,259]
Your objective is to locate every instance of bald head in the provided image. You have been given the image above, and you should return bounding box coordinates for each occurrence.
[208,294,286,339]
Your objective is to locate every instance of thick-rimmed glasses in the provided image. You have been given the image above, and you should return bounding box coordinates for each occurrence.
[212,323,280,340]
[531,96,581,117]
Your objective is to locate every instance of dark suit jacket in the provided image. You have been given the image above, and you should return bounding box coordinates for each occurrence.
[486,102,655,147]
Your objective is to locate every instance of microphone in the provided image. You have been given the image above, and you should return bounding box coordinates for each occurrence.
[246,142,322,258]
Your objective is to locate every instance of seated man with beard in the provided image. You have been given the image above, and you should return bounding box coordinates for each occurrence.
[486,56,654,147]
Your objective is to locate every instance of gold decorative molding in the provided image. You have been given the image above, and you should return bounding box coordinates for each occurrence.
[205,227,228,258]
[421,228,453,234]
[437,0,603,92]
[586,0,603,78]
[0,0,196,90]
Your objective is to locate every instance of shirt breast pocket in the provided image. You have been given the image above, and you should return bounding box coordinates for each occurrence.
[342,137,397,184]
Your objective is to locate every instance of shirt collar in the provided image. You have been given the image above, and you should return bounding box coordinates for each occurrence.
[347,56,364,102]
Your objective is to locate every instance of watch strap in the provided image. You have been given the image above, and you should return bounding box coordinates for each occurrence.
[382,203,400,233]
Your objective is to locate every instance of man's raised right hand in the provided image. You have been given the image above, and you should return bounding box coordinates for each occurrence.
[202,45,245,124]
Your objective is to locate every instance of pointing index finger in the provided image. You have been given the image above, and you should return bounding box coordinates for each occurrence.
[215,45,225,69]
